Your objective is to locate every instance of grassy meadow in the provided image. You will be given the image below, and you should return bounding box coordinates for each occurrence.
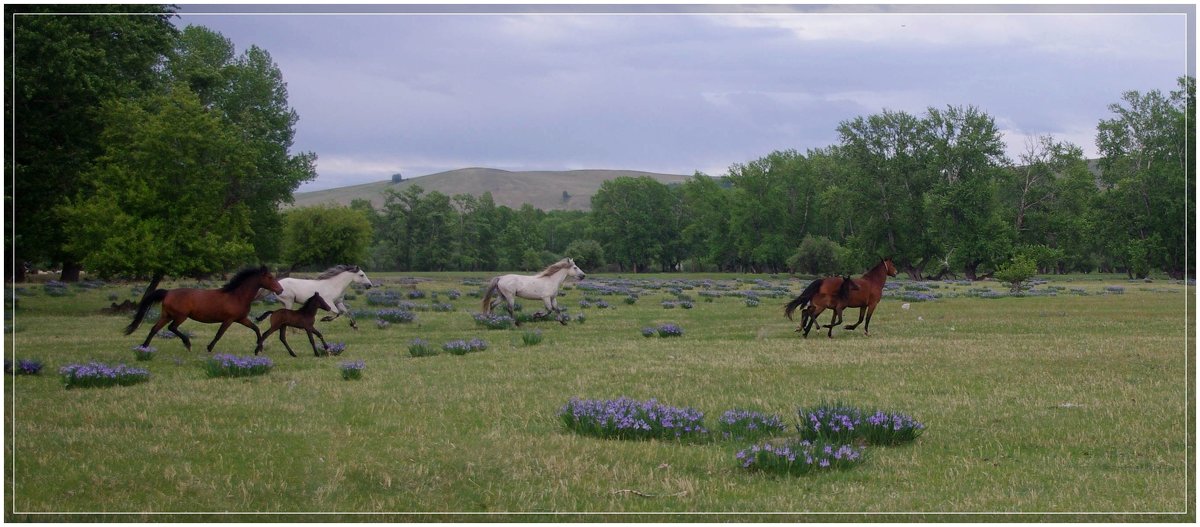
[3,272,1194,521]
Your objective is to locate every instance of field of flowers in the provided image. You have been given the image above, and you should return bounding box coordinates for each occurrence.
[3,271,1193,520]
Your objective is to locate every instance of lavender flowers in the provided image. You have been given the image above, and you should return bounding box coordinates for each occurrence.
[60,362,149,389]
[559,397,709,441]
[736,439,866,475]
[339,360,365,380]
[717,409,789,441]
[204,354,273,378]
[6,358,44,376]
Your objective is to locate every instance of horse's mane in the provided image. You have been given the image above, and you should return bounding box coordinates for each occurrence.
[535,258,573,278]
[221,265,270,292]
[315,264,360,280]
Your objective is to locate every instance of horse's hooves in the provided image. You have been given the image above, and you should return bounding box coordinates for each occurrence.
[320,316,335,322]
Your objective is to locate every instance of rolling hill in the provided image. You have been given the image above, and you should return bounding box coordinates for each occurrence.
[289,167,694,211]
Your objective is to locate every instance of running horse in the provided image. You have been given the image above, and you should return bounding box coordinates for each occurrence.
[785,257,899,338]
[481,258,586,325]
[125,266,285,353]
[255,292,333,357]
[275,264,374,329]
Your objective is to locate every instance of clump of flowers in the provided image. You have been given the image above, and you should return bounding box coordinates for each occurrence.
[204,354,273,378]
[797,404,863,443]
[594,300,610,309]
[408,338,437,357]
[736,439,866,475]
[60,362,149,389]
[132,345,157,361]
[443,338,488,356]
[376,319,391,330]
[679,300,694,309]
[661,301,677,309]
[574,313,586,324]
[407,289,426,299]
[339,360,365,380]
[473,312,515,330]
[1105,285,1125,294]
[624,295,638,305]
[641,327,656,338]
[559,397,709,441]
[657,323,684,338]
[717,409,789,441]
[521,330,544,346]
[320,342,347,357]
[745,298,760,308]
[6,358,44,376]
[862,410,926,445]
[376,309,416,323]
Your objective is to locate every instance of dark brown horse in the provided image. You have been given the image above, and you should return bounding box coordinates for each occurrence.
[785,257,899,338]
[125,266,284,353]
[255,292,332,357]
[784,274,859,338]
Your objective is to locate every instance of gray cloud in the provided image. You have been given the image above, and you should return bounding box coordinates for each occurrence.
[176,6,1190,191]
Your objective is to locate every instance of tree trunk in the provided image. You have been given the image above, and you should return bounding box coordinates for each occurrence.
[963,262,979,281]
[60,261,82,282]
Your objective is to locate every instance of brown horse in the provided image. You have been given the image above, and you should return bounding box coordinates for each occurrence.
[255,292,332,357]
[785,257,899,338]
[784,274,859,338]
[125,266,284,353]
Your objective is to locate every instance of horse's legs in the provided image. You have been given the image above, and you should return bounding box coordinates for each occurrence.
[803,306,825,338]
[307,327,328,357]
[339,300,358,330]
[206,321,234,353]
[862,303,879,337]
[843,307,867,330]
[504,293,520,326]
[258,324,278,354]
[141,316,170,349]
[167,319,192,352]
[277,327,298,357]
[234,316,264,354]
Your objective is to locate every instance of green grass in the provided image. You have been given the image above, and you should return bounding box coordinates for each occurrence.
[4,273,1194,521]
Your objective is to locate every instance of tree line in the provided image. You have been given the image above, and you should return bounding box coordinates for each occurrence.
[295,81,1192,280]
[7,5,1193,282]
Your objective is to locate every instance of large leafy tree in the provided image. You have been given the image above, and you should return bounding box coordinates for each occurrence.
[59,86,259,281]
[590,176,676,273]
[1095,76,1194,278]
[281,205,372,271]
[7,5,178,281]
[168,25,317,262]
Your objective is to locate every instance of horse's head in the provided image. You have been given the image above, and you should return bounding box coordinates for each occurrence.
[351,266,374,289]
[883,257,899,277]
[306,292,333,312]
[567,258,586,280]
[260,268,285,294]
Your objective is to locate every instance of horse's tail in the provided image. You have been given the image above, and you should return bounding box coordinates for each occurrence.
[784,278,823,321]
[481,277,501,314]
[255,310,275,323]
[124,289,168,335]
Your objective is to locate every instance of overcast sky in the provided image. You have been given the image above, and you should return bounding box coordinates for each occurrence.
[176,4,1193,192]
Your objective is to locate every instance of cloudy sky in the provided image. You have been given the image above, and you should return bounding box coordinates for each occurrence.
[176,4,1192,192]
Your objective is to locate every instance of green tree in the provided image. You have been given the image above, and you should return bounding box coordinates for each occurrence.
[994,254,1037,293]
[1003,136,1099,273]
[591,176,674,272]
[281,205,373,271]
[788,235,844,276]
[1095,77,1193,278]
[59,86,258,283]
[7,5,178,281]
[168,25,318,262]
[564,239,605,271]
[679,173,735,271]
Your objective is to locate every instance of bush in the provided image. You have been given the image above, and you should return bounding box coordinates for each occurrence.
[564,239,605,270]
[788,235,844,276]
[995,255,1037,293]
[521,330,544,346]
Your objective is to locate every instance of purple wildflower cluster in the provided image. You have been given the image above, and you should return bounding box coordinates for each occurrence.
[59,362,150,389]
[376,309,416,323]
[718,409,789,441]
[321,342,347,356]
[640,327,656,338]
[656,323,684,338]
[521,330,544,346]
[443,338,488,355]
[339,360,365,380]
[472,312,515,330]
[736,440,865,475]
[6,358,44,375]
[798,405,863,443]
[559,397,709,441]
[204,354,273,378]
[863,410,926,445]
[132,345,157,361]
[408,338,437,357]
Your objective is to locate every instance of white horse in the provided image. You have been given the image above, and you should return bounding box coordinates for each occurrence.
[276,265,374,329]
[481,258,586,325]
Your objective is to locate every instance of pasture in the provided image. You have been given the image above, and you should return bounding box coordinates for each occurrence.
[4,272,1194,521]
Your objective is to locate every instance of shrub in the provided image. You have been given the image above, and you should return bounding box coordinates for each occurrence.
[204,354,273,378]
[408,338,438,357]
[862,410,926,445]
[797,404,863,444]
[788,235,844,276]
[339,360,365,380]
[717,409,789,441]
[995,255,1037,293]
[736,439,866,475]
[560,397,709,441]
[60,362,149,389]
[132,345,157,361]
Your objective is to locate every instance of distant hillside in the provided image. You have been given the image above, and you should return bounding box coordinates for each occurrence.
[290,168,694,211]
